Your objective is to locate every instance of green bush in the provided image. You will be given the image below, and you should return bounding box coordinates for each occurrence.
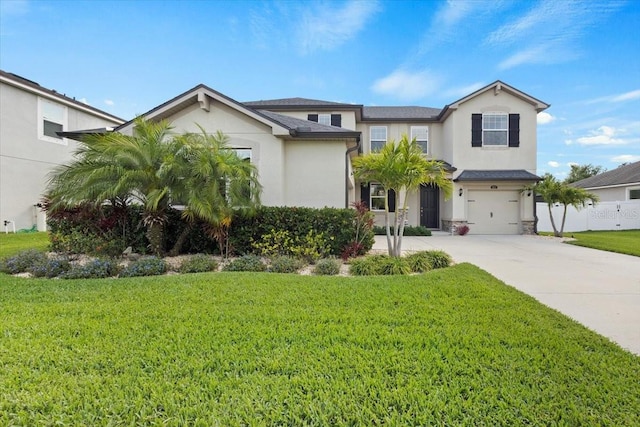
[231,206,373,257]
[268,256,306,273]
[47,205,373,258]
[0,249,48,274]
[222,255,267,272]
[349,255,386,276]
[251,229,295,258]
[29,256,71,278]
[373,225,431,236]
[61,259,120,280]
[119,257,166,278]
[426,250,453,269]
[406,251,433,273]
[179,255,219,274]
[313,258,341,276]
[378,256,412,275]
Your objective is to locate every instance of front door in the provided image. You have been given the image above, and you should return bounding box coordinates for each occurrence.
[420,184,439,228]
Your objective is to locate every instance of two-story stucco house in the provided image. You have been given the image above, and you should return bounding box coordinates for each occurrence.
[0,71,124,230]
[109,80,547,234]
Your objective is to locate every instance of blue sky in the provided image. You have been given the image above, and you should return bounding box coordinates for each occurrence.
[1,0,639,177]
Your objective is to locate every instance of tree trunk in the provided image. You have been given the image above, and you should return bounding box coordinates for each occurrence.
[559,205,568,238]
[146,222,165,256]
[547,203,560,237]
[168,223,192,257]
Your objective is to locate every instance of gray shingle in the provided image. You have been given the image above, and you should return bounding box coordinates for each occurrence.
[454,170,540,181]
[571,161,640,188]
[244,97,358,108]
[363,106,442,120]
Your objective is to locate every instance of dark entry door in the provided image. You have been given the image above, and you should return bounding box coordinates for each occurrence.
[420,184,439,228]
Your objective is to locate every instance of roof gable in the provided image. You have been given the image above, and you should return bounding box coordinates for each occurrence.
[444,80,550,115]
[115,84,290,136]
[571,161,640,189]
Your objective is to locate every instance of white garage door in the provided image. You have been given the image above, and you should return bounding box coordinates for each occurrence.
[467,191,520,234]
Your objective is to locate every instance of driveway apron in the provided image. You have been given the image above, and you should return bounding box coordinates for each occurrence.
[374,234,640,355]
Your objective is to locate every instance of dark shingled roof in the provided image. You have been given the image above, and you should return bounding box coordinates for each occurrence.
[244,97,359,108]
[571,161,640,188]
[257,110,360,138]
[362,106,442,120]
[454,170,541,182]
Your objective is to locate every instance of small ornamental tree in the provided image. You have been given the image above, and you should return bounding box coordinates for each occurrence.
[526,174,599,237]
[353,134,452,257]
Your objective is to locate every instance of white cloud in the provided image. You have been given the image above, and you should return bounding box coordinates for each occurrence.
[537,112,556,125]
[488,0,622,69]
[297,0,380,54]
[585,89,640,104]
[0,0,29,16]
[371,69,441,101]
[564,139,573,145]
[78,98,89,105]
[611,90,640,102]
[547,161,560,168]
[576,126,627,146]
[444,82,485,99]
[104,99,114,106]
[611,154,640,163]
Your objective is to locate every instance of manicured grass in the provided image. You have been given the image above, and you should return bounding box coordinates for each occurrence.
[565,229,640,257]
[1,266,638,425]
[0,232,49,258]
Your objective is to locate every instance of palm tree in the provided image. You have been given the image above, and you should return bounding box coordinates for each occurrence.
[167,129,261,257]
[48,118,175,255]
[353,134,452,257]
[526,174,598,237]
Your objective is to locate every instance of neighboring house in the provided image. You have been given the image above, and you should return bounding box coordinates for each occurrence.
[571,161,640,201]
[65,80,549,235]
[0,70,124,230]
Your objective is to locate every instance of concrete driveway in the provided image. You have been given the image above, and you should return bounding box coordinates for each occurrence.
[373,233,640,355]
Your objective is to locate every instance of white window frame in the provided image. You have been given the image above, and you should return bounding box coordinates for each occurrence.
[317,114,331,126]
[482,112,508,146]
[38,97,68,145]
[628,186,640,200]
[370,183,386,211]
[370,126,387,152]
[411,126,429,154]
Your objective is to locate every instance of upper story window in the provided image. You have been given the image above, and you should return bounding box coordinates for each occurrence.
[38,97,67,144]
[370,126,387,152]
[482,113,508,146]
[410,126,429,153]
[629,188,640,200]
[318,114,331,126]
[308,113,342,127]
[370,183,386,211]
[471,113,520,148]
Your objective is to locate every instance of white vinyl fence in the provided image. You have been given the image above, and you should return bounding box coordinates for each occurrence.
[536,201,640,232]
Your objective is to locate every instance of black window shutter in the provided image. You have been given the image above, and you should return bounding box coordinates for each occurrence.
[387,189,396,213]
[471,114,482,147]
[331,114,341,127]
[360,184,370,209]
[308,114,318,122]
[509,114,520,147]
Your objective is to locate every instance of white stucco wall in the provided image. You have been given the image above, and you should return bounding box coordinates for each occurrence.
[585,185,638,202]
[283,139,347,208]
[0,81,122,230]
[448,89,538,174]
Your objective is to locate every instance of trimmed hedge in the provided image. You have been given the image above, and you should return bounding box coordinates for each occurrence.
[373,225,432,236]
[47,205,374,258]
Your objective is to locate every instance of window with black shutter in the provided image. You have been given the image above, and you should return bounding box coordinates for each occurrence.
[307,114,318,122]
[508,114,520,147]
[331,114,341,127]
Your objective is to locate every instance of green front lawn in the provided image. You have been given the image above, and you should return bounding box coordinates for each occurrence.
[565,229,640,257]
[1,267,638,425]
[0,232,49,258]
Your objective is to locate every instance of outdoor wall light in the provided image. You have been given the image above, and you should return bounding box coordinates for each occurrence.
[458,188,463,197]
[527,191,532,197]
